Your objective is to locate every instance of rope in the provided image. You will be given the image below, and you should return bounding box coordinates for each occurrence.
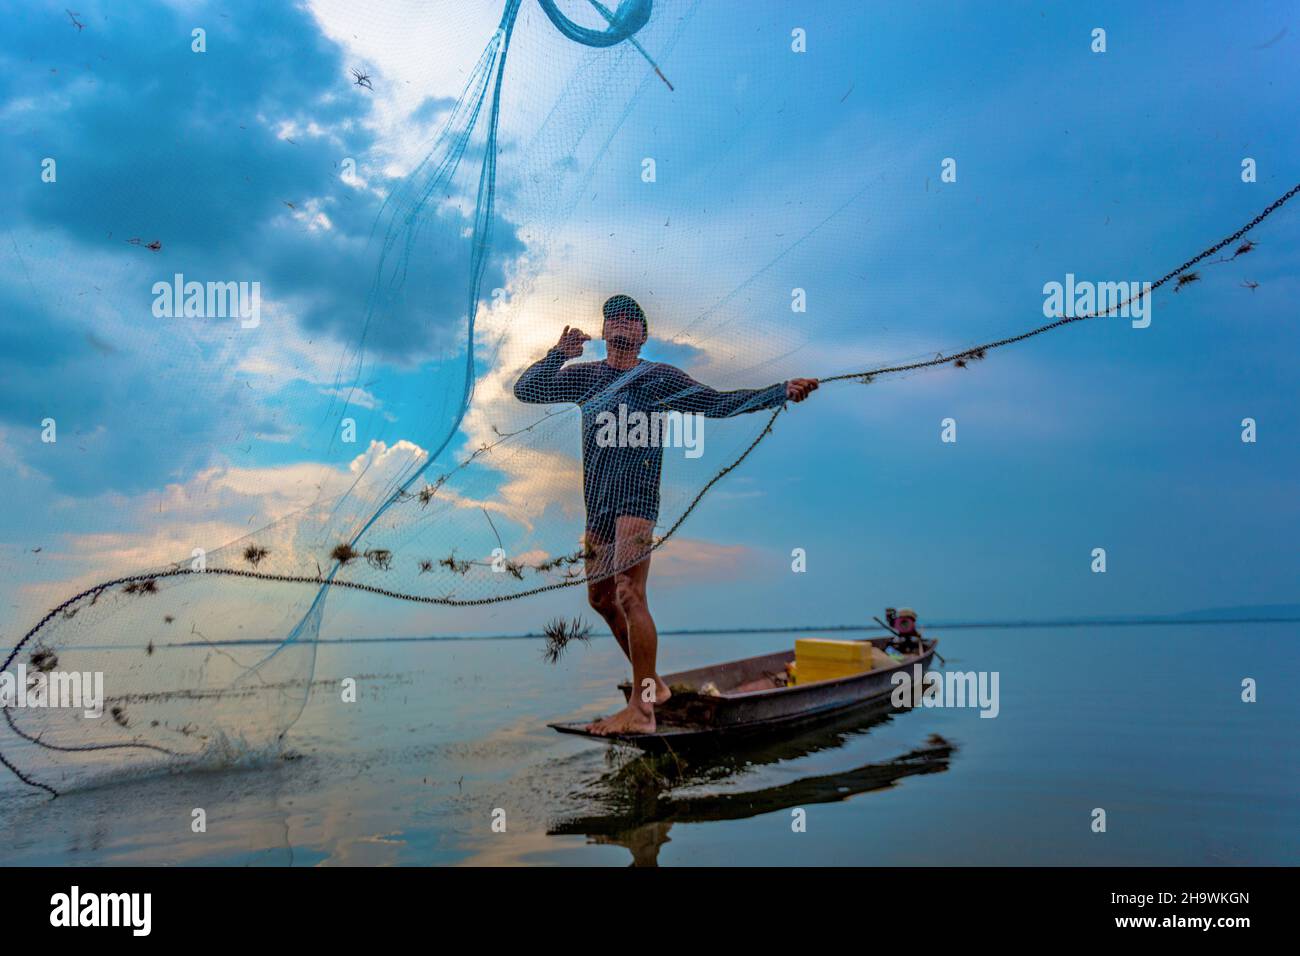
[3,184,1296,797]
[2,182,1294,638]
[822,182,1300,384]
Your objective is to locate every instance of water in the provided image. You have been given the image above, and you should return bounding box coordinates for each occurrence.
[1,623,1296,866]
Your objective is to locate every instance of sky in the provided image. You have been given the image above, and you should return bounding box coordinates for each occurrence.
[1,0,1297,646]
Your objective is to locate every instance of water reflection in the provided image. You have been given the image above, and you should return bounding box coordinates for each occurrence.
[548,701,956,866]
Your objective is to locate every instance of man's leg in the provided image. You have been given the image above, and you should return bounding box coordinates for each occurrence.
[585,524,671,704]
[584,532,631,658]
[587,516,661,735]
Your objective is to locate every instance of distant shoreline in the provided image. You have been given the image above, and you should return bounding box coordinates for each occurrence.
[130,612,1299,648]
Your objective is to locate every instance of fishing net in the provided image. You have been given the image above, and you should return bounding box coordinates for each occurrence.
[2,0,1296,797]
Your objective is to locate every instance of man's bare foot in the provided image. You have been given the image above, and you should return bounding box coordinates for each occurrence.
[629,676,673,705]
[655,677,672,705]
[585,704,656,736]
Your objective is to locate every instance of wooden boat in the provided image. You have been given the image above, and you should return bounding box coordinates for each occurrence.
[550,636,938,750]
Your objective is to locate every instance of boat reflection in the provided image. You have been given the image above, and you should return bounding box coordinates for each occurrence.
[548,700,956,865]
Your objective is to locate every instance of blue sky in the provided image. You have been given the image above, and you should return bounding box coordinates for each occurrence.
[1,0,1297,643]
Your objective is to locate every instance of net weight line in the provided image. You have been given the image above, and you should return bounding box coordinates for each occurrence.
[822,182,1300,383]
[1,184,1296,799]
[4,183,1296,629]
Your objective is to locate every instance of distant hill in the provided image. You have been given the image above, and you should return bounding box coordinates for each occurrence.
[1172,603,1300,621]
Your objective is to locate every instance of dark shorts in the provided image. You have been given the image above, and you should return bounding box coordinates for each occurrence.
[585,497,659,544]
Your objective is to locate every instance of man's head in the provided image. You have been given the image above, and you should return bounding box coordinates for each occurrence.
[895,607,918,635]
[602,294,648,353]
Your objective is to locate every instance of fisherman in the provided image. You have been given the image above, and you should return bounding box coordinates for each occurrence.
[514,294,819,735]
[888,606,925,655]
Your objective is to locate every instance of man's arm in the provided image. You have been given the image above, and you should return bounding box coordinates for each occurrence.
[513,326,591,404]
[654,368,818,418]
[514,349,580,404]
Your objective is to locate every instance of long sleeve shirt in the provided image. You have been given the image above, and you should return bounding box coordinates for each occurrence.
[514,348,787,519]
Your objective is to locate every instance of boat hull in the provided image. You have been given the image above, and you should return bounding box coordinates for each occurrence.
[550,637,937,750]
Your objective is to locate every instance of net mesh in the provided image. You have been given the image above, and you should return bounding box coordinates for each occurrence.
[1,0,1294,797]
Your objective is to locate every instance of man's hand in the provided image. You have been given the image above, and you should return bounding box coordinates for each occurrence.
[786,378,819,403]
[556,325,591,359]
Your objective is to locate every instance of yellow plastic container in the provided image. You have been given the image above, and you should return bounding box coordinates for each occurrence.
[794,638,875,684]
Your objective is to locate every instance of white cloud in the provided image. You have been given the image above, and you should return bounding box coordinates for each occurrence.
[7,438,430,613]
[320,385,382,410]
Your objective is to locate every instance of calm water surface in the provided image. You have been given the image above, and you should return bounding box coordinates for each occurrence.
[1,624,1296,865]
